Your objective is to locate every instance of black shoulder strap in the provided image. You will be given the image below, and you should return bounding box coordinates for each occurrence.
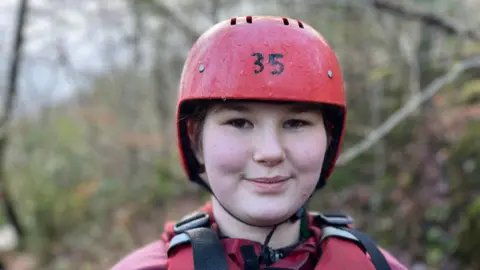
[168,211,391,270]
[311,212,392,270]
[167,212,229,270]
[342,228,392,270]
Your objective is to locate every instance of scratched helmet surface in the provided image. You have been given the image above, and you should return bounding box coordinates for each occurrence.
[176,15,346,190]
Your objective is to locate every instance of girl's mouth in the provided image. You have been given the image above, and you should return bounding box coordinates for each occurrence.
[245,176,291,193]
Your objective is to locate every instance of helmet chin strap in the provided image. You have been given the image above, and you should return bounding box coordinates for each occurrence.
[211,193,308,265]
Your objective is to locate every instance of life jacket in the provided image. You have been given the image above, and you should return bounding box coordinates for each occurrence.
[162,202,392,270]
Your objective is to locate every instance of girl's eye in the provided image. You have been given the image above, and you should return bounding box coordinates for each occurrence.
[225,118,253,129]
[284,119,311,129]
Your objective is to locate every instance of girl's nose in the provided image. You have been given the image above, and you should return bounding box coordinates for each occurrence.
[252,130,286,167]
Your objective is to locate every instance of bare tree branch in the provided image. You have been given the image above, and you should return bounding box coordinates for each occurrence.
[0,0,29,250]
[142,0,480,43]
[336,56,480,166]
[210,0,221,23]
[371,0,480,40]
[299,0,480,40]
[138,1,201,44]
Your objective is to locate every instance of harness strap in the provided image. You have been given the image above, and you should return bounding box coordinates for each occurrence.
[185,227,229,270]
[314,212,391,270]
[168,211,392,270]
[320,226,359,243]
[342,228,392,270]
[240,245,261,270]
[310,211,354,227]
[168,212,229,270]
[168,227,228,270]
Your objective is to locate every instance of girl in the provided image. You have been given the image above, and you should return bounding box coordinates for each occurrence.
[111,16,408,270]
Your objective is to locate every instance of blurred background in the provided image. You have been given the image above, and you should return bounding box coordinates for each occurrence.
[0,0,479,269]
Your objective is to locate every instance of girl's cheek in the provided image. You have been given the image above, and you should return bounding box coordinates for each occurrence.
[203,132,250,173]
[285,133,327,169]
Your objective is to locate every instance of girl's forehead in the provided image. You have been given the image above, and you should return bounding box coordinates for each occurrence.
[208,101,324,114]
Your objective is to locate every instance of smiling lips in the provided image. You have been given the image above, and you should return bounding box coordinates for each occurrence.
[246,176,290,183]
[245,176,291,193]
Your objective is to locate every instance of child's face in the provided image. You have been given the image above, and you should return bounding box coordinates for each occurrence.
[194,101,328,226]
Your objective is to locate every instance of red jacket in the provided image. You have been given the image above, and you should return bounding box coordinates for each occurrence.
[111,203,408,270]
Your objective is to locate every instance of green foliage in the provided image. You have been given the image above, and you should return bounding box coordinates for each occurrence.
[9,114,94,256]
[449,122,480,184]
[4,70,189,267]
[369,67,394,82]
[460,79,480,104]
[454,197,480,269]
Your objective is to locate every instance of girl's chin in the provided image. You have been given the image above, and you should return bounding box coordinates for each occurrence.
[240,207,298,225]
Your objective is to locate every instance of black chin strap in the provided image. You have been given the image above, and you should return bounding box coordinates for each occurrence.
[258,224,279,265]
[212,194,305,266]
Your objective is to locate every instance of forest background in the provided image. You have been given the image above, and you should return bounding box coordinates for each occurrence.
[0,0,479,269]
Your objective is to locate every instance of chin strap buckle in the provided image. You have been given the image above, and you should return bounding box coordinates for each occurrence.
[310,211,354,227]
[173,211,210,234]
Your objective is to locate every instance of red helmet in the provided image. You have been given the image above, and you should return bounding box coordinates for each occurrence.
[176,15,346,190]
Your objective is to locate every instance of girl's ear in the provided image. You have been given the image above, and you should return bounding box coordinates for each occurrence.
[186,119,204,164]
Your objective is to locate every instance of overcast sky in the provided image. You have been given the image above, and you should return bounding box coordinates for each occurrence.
[1,0,140,116]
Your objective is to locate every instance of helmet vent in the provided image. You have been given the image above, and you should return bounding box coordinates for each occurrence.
[282,17,289,25]
[230,17,237,25]
[297,20,304,28]
[246,16,252,23]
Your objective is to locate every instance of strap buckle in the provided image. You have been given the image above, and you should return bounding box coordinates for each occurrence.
[310,211,354,227]
[173,211,210,234]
